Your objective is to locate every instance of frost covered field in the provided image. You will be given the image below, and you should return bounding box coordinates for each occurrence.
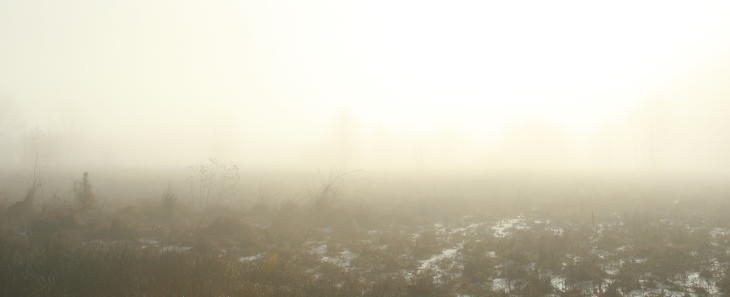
[2,175,730,297]
[285,213,730,297]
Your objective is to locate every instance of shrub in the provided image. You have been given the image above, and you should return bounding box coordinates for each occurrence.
[74,172,96,211]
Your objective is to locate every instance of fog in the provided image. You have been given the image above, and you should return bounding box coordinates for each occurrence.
[2,0,730,179]
[7,2,730,296]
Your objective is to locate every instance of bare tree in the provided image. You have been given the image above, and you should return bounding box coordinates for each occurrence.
[187,159,240,209]
[74,172,96,211]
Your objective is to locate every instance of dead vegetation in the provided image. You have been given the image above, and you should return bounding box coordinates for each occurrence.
[2,173,730,297]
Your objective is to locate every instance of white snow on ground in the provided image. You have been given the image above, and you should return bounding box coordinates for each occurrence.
[604,266,620,276]
[624,257,647,264]
[492,216,528,237]
[139,239,160,246]
[322,250,356,270]
[626,288,689,297]
[419,245,461,272]
[549,226,565,236]
[551,276,567,291]
[449,223,484,236]
[434,223,447,235]
[710,227,730,238]
[139,239,161,249]
[315,219,730,297]
[682,272,720,295]
[416,243,464,283]
[711,258,722,272]
[492,278,509,292]
[161,245,193,253]
[239,253,263,262]
[307,241,327,255]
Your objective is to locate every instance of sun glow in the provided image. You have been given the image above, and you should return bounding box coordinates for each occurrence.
[3,0,730,172]
[239,0,730,136]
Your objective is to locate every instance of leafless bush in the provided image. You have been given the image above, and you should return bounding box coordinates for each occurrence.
[161,184,177,216]
[187,159,240,208]
[310,170,356,213]
[73,172,96,211]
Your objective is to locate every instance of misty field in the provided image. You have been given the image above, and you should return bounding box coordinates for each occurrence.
[5,0,730,296]
[2,171,730,297]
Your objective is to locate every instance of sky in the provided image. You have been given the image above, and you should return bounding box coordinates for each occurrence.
[2,0,730,176]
